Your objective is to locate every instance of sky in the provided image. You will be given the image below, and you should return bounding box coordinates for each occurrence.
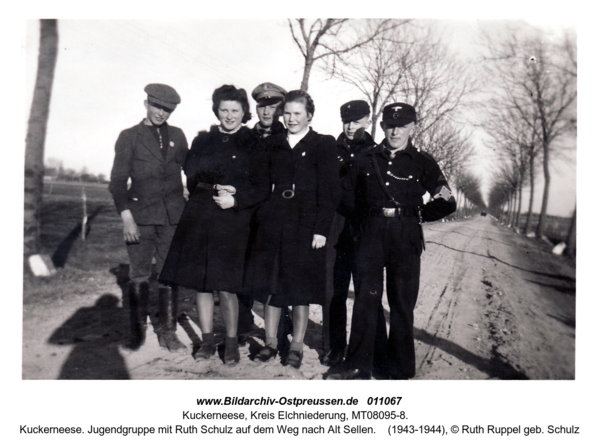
[24,17,577,217]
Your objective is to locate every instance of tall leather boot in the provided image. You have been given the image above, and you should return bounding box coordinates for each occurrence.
[157,285,187,352]
[126,280,149,350]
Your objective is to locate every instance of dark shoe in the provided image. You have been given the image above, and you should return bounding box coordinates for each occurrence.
[284,350,303,369]
[224,337,240,366]
[157,286,187,352]
[321,349,344,367]
[194,342,216,360]
[256,346,278,362]
[158,330,187,352]
[326,368,371,380]
[125,281,149,350]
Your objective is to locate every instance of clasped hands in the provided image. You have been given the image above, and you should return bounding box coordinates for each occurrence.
[213,184,236,209]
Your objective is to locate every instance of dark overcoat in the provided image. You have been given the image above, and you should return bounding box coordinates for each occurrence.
[245,128,341,307]
[109,121,188,225]
[159,126,269,293]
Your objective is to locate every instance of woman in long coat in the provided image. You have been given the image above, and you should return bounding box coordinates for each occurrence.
[245,90,340,368]
[160,85,268,365]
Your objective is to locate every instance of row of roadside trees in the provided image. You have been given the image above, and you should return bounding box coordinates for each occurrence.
[480,24,576,254]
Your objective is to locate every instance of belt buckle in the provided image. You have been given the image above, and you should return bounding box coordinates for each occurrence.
[383,208,397,218]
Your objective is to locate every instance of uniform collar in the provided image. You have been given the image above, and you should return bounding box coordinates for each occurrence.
[253,119,285,138]
[377,138,417,160]
[337,131,375,152]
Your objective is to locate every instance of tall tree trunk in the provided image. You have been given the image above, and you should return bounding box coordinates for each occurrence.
[515,180,523,232]
[300,56,314,92]
[525,150,536,234]
[566,207,576,258]
[370,94,379,140]
[536,139,551,238]
[24,20,59,257]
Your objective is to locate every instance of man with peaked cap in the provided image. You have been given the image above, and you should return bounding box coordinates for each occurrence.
[327,102,456,380]
[109,83,189,352]
[322,100,388,372]
[237,82,294,352]
[251,82,287,139]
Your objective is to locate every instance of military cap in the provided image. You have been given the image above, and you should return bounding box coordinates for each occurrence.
[252,82,287,106]
[144,83,181,111]
[381,102,417,126]
[340,100,370,123]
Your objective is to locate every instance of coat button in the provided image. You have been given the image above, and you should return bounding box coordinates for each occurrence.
[385,182,389,186]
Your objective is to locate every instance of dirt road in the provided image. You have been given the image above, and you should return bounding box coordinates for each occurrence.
[22,215,575,380]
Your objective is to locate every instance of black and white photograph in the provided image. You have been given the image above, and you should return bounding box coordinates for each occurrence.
[22,16,577,381]
[7,2,597,442]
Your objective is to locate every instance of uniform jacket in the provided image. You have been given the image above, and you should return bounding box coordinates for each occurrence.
[354,139,456,222]
[336,131,376,221]
[109,121,189,225]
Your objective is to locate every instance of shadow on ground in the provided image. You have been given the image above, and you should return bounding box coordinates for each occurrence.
[47,294,130,379]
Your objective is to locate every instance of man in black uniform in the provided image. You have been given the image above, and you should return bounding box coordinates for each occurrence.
[251,82,287,139]
[238,82,292,351]
[328,103,456,379]
[109,83,189,352]
[322,100,387,370]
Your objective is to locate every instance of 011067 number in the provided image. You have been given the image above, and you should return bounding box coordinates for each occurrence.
[367,397,402,406]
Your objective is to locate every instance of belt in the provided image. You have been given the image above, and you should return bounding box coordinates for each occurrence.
[369,207,419,218]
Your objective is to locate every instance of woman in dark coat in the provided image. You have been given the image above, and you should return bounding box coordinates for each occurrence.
[245,90,340,368]
[160,85,268,365]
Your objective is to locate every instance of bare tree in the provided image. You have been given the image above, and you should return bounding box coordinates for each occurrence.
[288,18,407,91]
[454,169,485,218]
[322,21,418,137]
[480,24,577,238]
[24,20,59,258]
[322,21,475,145]
[482,104,541,233]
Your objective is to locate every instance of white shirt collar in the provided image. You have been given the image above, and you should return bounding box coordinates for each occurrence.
[287,126,310,149]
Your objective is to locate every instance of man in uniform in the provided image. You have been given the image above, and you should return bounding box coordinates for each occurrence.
[251,82,287,139]
[322,100,387,371]
[109,83,189,352]
[328,103,456,379]
[238,82,292,352]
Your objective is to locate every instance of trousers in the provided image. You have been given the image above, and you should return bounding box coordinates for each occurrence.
[344,216,422,378]
[126,224,178,282]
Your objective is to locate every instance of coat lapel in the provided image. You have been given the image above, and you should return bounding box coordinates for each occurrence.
[135,121,165,163]
[164,124,180,164]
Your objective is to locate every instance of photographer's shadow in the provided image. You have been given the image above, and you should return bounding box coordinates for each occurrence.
[48,294,130,379]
